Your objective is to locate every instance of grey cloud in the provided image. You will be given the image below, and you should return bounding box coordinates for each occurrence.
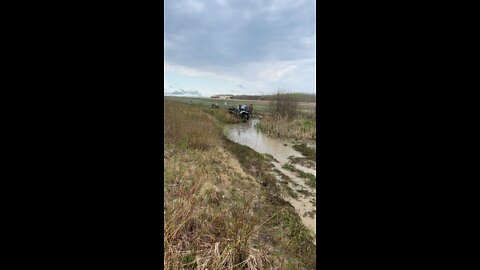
[165,0,316,94]
[164,89,202,96]
[165,0,315,68]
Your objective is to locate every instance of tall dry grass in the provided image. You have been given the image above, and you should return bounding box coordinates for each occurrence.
[164,100,272,269]
[203,107,243,124]
[256,114,316,141]
[164,99,316,269]
[268,90,300,119]
[164,146,275,269]
[164,101,221,150]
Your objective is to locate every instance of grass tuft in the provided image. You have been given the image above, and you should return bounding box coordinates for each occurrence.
[282,163,316,189]
[282,163,296,171]
[292,144,316,162]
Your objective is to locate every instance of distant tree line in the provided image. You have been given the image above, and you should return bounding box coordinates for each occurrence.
[231,92,316,103]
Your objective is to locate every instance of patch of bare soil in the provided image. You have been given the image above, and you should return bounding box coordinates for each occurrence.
[296,188,314,197]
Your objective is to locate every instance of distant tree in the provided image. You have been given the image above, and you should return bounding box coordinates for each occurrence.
[268,90,300,119]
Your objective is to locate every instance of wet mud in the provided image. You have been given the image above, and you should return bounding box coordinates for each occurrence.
[226,119,317,242]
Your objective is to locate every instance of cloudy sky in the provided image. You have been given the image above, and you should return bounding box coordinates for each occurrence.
[164,0,316,97]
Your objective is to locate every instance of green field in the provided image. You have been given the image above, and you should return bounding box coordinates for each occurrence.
[164,96,315,113]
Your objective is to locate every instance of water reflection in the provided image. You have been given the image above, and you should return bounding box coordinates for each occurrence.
[226,119,302,164]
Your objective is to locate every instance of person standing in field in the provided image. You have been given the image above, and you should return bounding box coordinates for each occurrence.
[249,104,253,114]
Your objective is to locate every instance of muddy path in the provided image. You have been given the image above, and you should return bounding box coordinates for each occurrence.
[225,119,317,242]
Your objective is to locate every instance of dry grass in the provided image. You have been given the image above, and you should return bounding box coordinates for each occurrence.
[164,145,270,269]
[203,107,243,124]
[256,114,316,141]
[164,101,221,150]
[164,100,316,269]
[268,92,300,119]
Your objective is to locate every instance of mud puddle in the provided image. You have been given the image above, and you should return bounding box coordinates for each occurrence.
[226,119,317,241]
[226,120,301,164]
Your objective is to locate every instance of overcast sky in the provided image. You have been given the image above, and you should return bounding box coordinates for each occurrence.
[164,0,316,97]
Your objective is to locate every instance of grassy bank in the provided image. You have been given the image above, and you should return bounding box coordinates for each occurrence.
[250,90,316,142]
[256,114,316,141]
[203,107,243,124]
[292,143,316,162]
[164,100,316,269]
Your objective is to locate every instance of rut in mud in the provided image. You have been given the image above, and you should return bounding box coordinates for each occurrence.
[225,119,317,241]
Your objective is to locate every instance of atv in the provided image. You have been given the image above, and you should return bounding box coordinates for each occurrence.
[228,105,250,120]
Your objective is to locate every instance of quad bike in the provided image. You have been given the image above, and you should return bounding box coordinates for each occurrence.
[228,105,250,120]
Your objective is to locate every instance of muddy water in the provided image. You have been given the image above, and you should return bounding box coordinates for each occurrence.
[226,120,301,164]
[226,119,317,241]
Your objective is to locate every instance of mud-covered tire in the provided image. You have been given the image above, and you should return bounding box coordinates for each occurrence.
[241,113,249,120]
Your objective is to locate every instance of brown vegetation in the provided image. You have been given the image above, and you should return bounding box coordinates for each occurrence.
[164,101,221,150]
[253,91,316,141]
[203,107,243,124]
[256,114,316,141]
[164,100,316,269]
[268,91,300,119]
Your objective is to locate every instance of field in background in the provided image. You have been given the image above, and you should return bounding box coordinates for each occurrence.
[232,93,315,103]
[164,96,315,113]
